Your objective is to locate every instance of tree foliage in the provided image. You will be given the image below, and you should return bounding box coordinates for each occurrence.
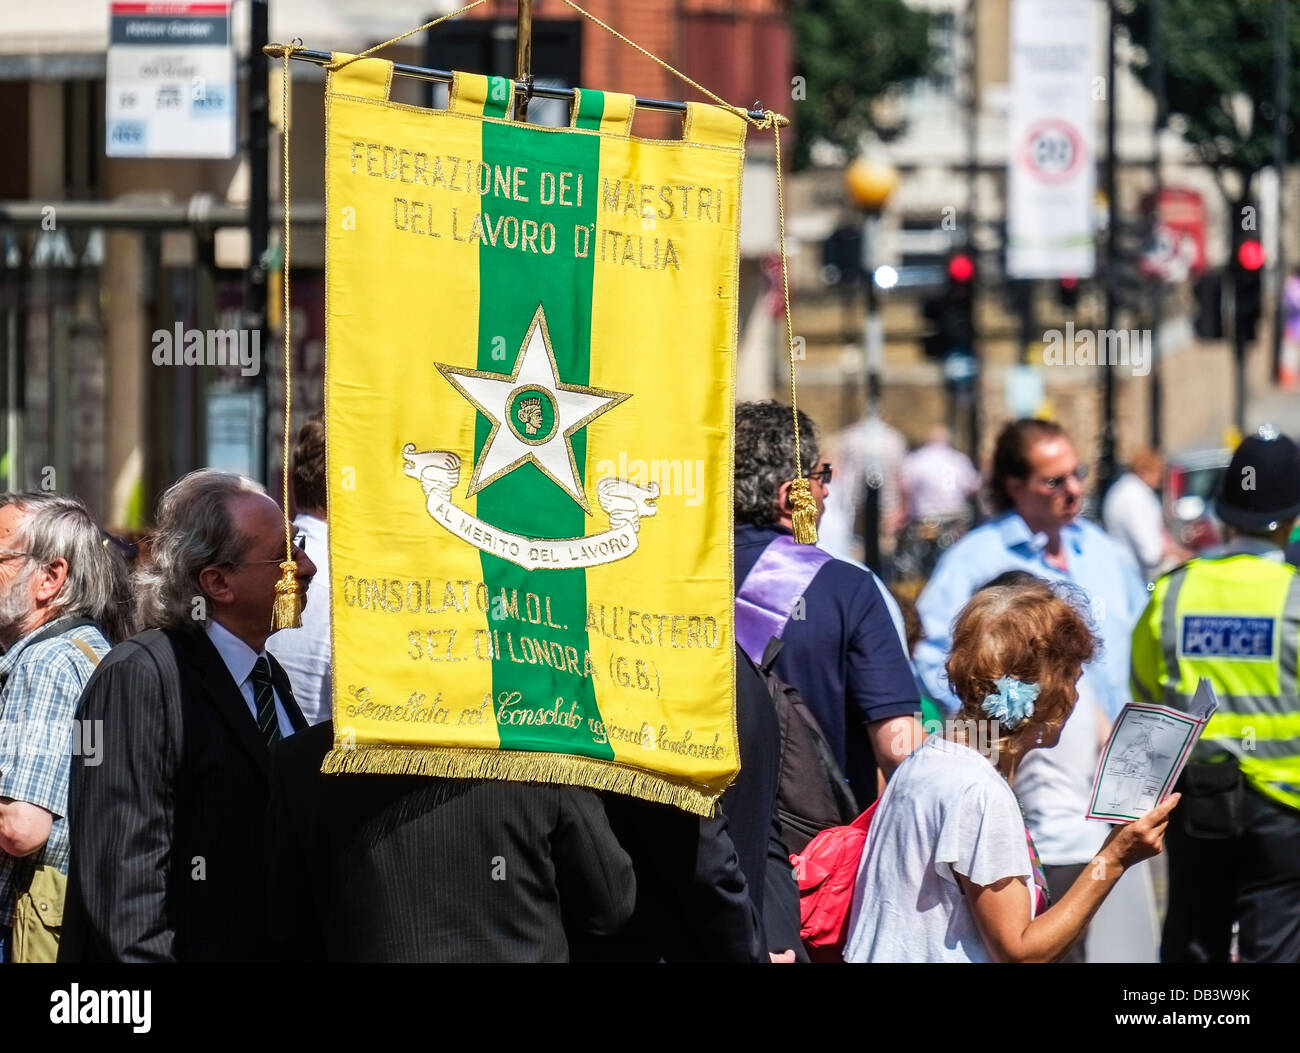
[791,0,936,169]
[1117,0,1298,206]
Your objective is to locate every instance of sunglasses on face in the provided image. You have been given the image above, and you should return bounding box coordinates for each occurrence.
[220,531,308,569]
[1037,465,1089,491]
[809,464,833,485]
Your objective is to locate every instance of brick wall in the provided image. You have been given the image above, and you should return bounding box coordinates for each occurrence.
[466,0,790,140]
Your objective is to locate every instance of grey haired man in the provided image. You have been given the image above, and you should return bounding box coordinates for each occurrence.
[0,493,129,961]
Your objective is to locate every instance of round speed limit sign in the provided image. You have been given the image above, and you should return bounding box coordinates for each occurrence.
[1020,119,1084,185]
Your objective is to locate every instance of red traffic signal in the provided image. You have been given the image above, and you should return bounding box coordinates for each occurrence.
[947,253,975,283]
[1237,239,1265,271]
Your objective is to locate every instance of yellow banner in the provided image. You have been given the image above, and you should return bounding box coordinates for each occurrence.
[324,59,745,815]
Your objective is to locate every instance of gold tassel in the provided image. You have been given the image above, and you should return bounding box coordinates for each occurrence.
[789,477,818,544]
[270,45,302,637]
[271,560,303,631]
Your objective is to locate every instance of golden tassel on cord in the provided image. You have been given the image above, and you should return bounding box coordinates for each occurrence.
[269,43,303,636]
[789,477,818,544]
[271,560,303,630]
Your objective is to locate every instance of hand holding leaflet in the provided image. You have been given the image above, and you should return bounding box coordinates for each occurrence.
[1087,679,1218,824]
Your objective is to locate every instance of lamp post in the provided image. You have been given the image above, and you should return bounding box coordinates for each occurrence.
[249,0,269,484]
[1099,0,1119,501]
[844,157,898,573]
[845,158,899,410]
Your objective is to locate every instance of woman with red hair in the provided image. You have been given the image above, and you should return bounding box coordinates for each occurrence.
[844,579,1179,962]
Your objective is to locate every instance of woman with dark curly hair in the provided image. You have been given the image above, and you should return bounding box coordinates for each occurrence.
[844,580,1179,962]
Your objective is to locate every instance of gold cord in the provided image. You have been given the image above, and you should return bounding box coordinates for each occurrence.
[271,41,304,631]
[557,0,809,541]
[273,5,811,547]
[327,1,488,70]
[770,119,815,544]
[266,3,502,635]
[558,0,787,131]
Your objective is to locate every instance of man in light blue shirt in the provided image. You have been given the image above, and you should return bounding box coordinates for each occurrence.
[915,420,1148,720]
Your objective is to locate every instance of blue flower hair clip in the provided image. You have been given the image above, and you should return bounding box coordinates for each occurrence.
[980,675,1040,730]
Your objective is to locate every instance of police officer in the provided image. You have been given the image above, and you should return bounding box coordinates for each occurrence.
[1132,428,1300,962]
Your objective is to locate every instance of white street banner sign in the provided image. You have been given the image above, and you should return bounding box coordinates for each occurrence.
[1006,0,1096,278]
[107,2,235,159]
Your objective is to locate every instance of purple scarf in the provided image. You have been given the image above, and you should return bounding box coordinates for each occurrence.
[735,534,832,665]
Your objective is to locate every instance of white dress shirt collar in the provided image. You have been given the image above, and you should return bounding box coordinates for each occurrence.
[205,617,264,689]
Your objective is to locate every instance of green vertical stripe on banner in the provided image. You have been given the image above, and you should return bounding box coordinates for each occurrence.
[475,122,612,758]
[484,76,513,119]
[575,90,605,131]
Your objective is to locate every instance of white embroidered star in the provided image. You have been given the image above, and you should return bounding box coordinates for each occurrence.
[436,304,628,513]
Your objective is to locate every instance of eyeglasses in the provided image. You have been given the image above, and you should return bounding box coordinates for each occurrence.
[809,464,833,485]
[1037,465,1089,491]
[0,549,31,563]
[219,531,308,570]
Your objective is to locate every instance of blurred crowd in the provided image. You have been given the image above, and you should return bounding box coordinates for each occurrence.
[0,402,1297,963]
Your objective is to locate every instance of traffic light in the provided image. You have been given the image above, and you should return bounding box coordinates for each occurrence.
[923,253,975,359]
[1233,237,1264,344]
[1109,221,1148,311]
[947,252,975,284]
[821,226,864,285]
[1238,238,1266,272]
[1057,277,1080,310]
[1193,271,1224,340]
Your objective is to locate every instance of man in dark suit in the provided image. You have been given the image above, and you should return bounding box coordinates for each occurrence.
[60,471,315,962]
[266,722,636,962]
[570,648,802,963]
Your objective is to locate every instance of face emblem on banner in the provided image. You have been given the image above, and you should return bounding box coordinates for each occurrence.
[436,304,628,511]
[407,303,658,571]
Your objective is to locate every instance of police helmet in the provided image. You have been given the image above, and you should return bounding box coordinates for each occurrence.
[1215,427,1300,532]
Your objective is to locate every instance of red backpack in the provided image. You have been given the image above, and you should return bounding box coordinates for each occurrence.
[790,799,879,962]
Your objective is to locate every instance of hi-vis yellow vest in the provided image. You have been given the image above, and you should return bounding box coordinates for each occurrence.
[1131,553,1300,811]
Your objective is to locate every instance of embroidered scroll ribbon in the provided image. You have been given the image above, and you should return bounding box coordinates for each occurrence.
[403,444,658,571]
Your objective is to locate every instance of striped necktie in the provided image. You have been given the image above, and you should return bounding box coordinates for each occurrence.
[250,655,282,747]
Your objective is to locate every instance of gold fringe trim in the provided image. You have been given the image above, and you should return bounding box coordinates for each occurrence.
[321,745,722,817]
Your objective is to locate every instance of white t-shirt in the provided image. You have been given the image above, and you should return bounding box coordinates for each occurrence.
[844,735,1034,963]
[1102,472,1164,581]
[266,513,332,726]
[1014,680,1108,866]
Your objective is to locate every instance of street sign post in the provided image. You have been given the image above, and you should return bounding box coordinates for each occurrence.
[1006,0,1096,279]
[107,2,236,159]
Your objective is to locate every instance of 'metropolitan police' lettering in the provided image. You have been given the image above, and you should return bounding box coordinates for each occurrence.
[1178,615,1276,661]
